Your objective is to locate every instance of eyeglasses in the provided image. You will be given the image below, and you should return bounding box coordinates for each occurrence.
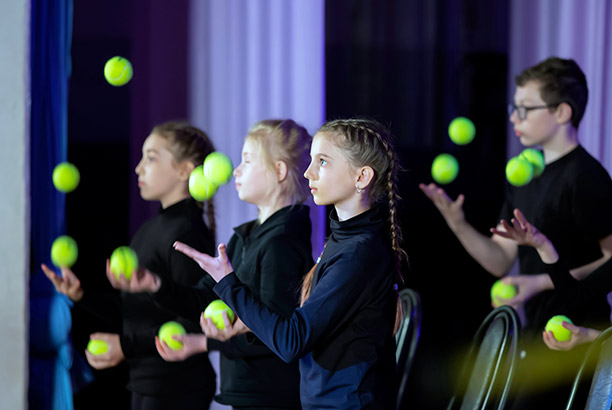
[507,104,558,121]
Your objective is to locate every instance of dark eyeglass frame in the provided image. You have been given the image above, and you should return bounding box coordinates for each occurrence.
[507,103,559,120]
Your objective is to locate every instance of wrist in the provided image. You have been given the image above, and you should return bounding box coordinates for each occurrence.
[534,273,554,291]
[537,240,559,264]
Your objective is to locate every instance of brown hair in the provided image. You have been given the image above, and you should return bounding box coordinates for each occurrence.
[246,119,312,204]
[515,57,588,128]
[151,121,217,241]
[300,118,407,305]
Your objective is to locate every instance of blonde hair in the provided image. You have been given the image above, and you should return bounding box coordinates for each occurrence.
[300,118,407,305]
[246,119,312,204]
[151,121,217,241]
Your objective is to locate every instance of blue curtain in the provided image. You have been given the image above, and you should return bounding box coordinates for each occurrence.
[29,0,81,409]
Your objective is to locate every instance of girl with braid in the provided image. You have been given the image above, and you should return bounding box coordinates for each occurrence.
[175,118,406,409]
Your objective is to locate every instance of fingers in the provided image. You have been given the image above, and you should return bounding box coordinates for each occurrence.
[217,243,229,264]
[173,241,201,259]
[41,264,62,288]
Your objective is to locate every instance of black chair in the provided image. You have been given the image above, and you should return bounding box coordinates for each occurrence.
[396,288,422,410]
[447,305,521,410]
[565,326,612,410]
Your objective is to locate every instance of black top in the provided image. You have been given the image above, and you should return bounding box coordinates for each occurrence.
[499,146,612,332]
[79,198,217,396]
[153,204,312,408]
[214,205,398,409]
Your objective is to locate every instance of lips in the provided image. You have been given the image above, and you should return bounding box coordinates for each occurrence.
[514,129,523,137]
[138,180,144,187]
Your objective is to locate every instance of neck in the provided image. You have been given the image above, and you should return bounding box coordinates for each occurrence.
[541,125,578,164]
[160,191,190,209]
[335,194,373,222]
[258,195,293,224]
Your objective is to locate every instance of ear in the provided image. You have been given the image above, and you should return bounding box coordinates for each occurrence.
[355,166,375,190]
[178,161,196,181]
[276,161,288,183]
[555,102,573,125]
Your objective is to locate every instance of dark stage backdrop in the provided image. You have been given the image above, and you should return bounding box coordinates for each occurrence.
[325,1,510,408]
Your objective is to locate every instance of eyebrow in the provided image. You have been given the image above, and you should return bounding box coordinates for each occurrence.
[143,148,160,155]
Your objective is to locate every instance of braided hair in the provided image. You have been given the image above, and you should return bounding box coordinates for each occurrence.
[151,121,217,242]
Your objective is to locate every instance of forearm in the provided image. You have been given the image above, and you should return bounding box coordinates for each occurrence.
[451,221,516,276]
[569,253,612,280]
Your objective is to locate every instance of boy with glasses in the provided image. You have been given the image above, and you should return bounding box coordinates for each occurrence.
[421,57,612,408]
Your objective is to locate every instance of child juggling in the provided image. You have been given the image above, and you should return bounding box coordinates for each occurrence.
[175,118,406,409]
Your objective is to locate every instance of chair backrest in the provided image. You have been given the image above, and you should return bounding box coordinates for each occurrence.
[396,288,422,410]
[447,305,521,410]
[565,326,612,410]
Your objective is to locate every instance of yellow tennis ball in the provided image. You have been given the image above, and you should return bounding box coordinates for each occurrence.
[51,235,78,268]
[109,246,138,280]
[519,148,545,178]
[52,162,80,193]
[203,299,236,330]
[189,165,218,201]
[490,280,516,304]
[545,315,573,342]
[203,152,234,185]
[431,153,459,184]
[505,156,533,187]
[158,321,186,350]
[448,117,476,145]
[87,339,109,355]
[104,56,133,86]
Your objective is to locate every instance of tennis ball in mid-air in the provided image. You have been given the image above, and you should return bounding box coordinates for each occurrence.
[505,156,533,187]
[490,280,517,304]
[448,117,476,145]
[158,321,186,350]
[109,246,138,280]
[189,165,218,201]
[87,339,109,355]
[519,148,545,178]
[203,152,234,185]
[52,162,80,193]
[203,299,236,330]
[431,153,459,184]
[545,315,573,342]
[104,56,133,86]
[51,235,78,268]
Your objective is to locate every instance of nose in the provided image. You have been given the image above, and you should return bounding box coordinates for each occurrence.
[135,158,143,175]
[304,161,315,180]
[233,163,242,177]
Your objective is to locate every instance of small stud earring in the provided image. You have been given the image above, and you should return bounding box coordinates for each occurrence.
[356,186,363,194]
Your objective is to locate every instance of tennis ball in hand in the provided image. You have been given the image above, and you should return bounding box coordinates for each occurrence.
[52,162,80,193]
[158,321,186,350]
[109,246,138,280]
[505,156,533,187]
[545,315,573,342]
[490,279,517,304]
[104,56,133,86]
[51,235,78,268]
[189,165,218,201]
[203,152,234,185]
[203,299,236,330]
[431,153,459,184]
[87,339,109,355]
[448,117,476,145]
[519,148,545,178]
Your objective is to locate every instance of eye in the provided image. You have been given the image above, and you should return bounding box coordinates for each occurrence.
[320,158,327,167]
[148,156,156,162]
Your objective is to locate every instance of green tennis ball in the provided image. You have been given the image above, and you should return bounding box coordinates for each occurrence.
[51,235,78,268]
[104,56,133,86]
[109,246,138,280]
[545,315,573,342]
[189,165,218,201]
[158,321,186,350]
[448,117,476,145]
[490,280,517,304]
[87,339,109,355]
[52,162,80,193]
[203,152,234,185]
[505,156,533,187]
[203,299,236,330]
[431,153,459,184]
[519,148,545,178]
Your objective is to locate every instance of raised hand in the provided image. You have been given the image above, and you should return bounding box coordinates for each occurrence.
[106,259,161,293]
[491,208,549,248]
[173,242,234,283]
[41,264,84,302]
[200,313,250,342]
[542,322,600,351]
[155,333,208,362]
[85,333,125,369]
[491,274,552,310]
[418,183,466,231]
